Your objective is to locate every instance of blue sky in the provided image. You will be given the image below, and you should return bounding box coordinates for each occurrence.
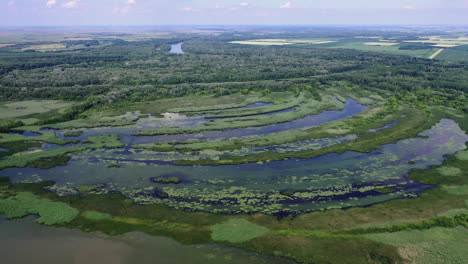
[2,0,468,26]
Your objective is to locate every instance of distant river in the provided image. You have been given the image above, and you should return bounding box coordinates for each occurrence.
[170,42,185,54]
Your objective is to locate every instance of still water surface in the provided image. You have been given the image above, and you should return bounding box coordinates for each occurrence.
[0,216,294,264]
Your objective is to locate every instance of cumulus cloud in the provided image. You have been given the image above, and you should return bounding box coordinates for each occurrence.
[46,0,56,8]
[62,0,80,9]
[280,1,293,9]
[240,2,249,6]
[127,0,136,4]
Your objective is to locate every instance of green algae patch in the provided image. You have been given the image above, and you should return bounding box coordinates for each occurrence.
[437,167,463,177]
[82,211,113,221]
[0,192,78,225]
[153,177,181,184]
[210,218,270,243]
[455,150,468,161]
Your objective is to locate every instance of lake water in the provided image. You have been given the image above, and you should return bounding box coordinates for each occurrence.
[0,216,293,264]
[170,42,185,54]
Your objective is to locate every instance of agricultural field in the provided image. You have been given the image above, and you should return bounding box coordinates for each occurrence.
[230,39,337,46]
[437,45,468,62]
[231,34,468,60]
[0,26,467,264]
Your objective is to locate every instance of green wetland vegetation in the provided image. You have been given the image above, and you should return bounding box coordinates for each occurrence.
[0,25,468,264]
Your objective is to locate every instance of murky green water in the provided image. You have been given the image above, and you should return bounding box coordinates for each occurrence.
[0,216,294,264]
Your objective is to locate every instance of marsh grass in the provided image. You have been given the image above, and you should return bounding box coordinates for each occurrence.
[176,106,434,165]
[82,211,113,221]
[0,134,123,170]
[77,184,105,194]
[210,218,270,243]
[135,95,343,136]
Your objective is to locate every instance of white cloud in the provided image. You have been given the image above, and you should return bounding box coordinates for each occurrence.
[240,3,249,6]
[62,0,80,9]
[280,1,293,9]
[127,0,136,5]
[402,5,415,10]
[181,7,193,12]
[113,6,130,14]
[46,0,56,8]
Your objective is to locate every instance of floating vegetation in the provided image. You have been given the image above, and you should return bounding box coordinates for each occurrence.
[77,184,105,194]
[0,192,78,225]
[152,177,182,184]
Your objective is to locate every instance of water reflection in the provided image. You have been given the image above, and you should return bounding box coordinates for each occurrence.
[170,42,185,54]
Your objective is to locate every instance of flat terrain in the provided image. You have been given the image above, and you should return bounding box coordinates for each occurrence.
[0,26,467,264]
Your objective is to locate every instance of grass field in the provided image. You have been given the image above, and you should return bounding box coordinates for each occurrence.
[331,43,437,58]
[365,227,468,264]
[20,43,67,52]
[437,45,468,62]
[229,35,468,60]
[404,36,468,47]
[363,42,398,46]
[0,100,73,122]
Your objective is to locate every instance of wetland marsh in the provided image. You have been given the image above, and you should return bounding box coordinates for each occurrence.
[1,25,467,264]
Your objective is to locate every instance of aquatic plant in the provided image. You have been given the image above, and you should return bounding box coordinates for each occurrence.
[0,192,79,225]
[77,184,105,194]
[153,177,182,184]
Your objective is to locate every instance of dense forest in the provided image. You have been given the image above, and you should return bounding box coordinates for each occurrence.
[0,29,467,113]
